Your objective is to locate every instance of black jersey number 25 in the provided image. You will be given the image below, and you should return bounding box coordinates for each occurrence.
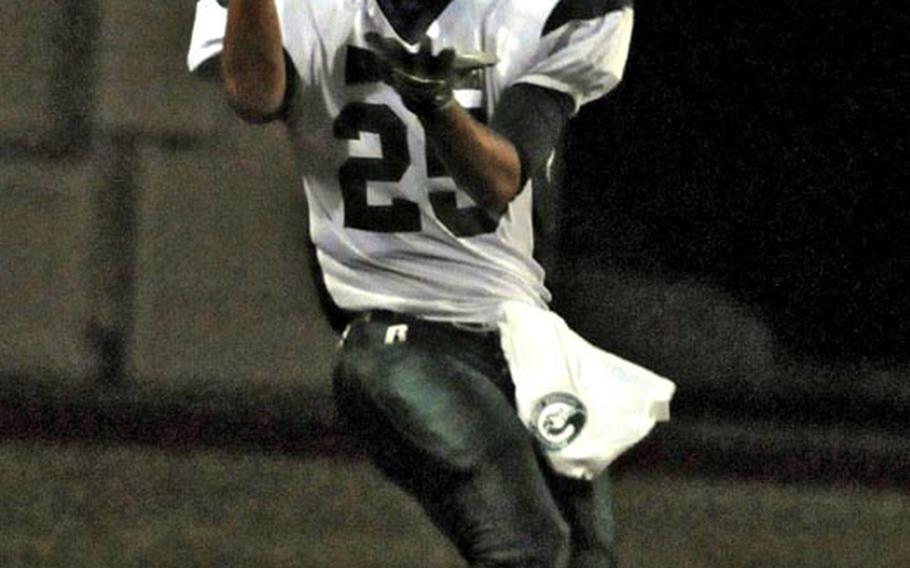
[331,46,499,237]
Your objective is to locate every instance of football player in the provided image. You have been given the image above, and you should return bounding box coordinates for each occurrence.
[188,1,634,566]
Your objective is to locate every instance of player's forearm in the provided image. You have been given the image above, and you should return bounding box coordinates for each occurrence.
[420,105,522,216]
[222,0,285,123]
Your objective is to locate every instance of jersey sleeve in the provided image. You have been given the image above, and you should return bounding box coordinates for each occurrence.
[186,0,296,75]
[187,0,229,73]
[514,2,634,113]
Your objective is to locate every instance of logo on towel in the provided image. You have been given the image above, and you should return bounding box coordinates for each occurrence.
[531,393,587,450]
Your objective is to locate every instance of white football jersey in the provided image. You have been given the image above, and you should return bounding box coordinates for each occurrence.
[188,0,634,322]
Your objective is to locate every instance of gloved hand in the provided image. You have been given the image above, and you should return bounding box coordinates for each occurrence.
[364,32,497,116]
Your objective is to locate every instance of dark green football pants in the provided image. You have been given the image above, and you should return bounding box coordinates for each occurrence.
[333,311,617,568]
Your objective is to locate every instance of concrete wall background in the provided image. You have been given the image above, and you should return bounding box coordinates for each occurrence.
[0,160,95,377]
[1,1,335,395]
[0,2,60,144]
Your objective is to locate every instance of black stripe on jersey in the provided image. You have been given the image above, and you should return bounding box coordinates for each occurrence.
[376,0,453,44]
[345,46,385,85]
[542,0,633,36]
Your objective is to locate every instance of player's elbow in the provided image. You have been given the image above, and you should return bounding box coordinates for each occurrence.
[221,50,287,124]
[486,145,524,213]
[223,76,285,124]
[225,93,282,124]
[469,141,522,215]
[467,169,520,219]
[488,170,522,214]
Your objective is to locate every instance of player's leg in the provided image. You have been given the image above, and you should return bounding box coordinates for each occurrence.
[333,313,571,568]
[541,464,618,568]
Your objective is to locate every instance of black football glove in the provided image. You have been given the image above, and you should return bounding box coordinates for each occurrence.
[364,32,497,116]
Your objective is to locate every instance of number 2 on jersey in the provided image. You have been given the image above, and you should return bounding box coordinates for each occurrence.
[333,102,421,232]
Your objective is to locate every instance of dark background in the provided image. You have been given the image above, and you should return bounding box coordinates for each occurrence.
[562,0,908,361]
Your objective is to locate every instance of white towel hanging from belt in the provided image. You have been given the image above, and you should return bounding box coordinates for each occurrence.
[497,301,676,480]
